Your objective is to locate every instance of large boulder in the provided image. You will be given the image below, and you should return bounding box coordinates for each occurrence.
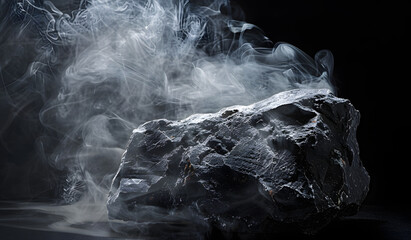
[107,89,369,238]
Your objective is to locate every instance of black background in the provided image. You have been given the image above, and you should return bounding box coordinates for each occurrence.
[0,0,409,208]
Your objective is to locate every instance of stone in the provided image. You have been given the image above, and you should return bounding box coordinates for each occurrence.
[107,89,369,238]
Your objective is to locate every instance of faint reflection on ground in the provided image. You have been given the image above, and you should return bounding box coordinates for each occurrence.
[0,202,410,240]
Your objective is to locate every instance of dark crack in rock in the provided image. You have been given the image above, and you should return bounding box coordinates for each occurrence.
[107,89,370,238]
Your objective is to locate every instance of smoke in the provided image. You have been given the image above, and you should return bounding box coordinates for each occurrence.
[0,0,334,234]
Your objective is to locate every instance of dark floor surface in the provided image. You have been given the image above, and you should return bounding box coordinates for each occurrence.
[0,204,410,240]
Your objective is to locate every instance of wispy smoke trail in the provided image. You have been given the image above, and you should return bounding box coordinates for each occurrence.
[0,0,334,224]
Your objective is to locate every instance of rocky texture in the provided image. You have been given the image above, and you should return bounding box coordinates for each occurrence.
[107,89,369,238]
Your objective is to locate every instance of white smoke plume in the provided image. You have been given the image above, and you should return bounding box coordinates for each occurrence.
[0,0,334,234]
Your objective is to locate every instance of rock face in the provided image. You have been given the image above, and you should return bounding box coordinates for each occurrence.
[107,89,369,237]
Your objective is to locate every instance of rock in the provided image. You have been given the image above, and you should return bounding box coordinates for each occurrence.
[107,89,370,238]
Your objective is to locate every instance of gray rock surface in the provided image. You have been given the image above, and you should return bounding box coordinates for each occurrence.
[107,89,369,237]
